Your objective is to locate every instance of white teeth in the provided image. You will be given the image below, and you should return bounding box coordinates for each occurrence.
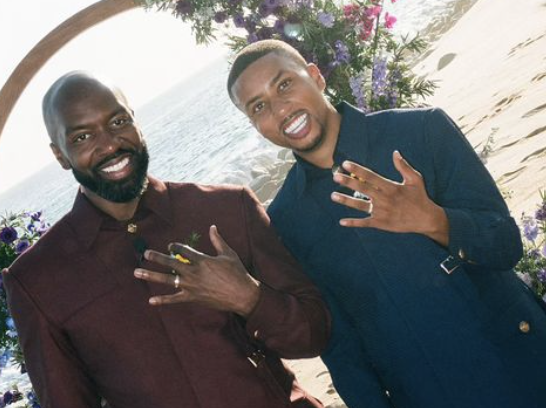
[285,114,308,135]
[102,157,129,173]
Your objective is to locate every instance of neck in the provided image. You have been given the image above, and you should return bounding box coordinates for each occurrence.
[81,187,141,221]
[299,104,341,169]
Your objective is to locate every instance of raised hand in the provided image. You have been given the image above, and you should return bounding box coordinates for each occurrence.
[331,151,449,246]
[134,225,261,317]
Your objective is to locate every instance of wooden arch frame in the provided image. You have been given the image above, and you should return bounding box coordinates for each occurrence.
[0,0,138,141]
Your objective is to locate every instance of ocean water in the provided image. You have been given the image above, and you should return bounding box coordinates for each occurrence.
[0,0,475,225]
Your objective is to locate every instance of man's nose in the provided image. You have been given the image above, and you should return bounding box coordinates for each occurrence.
[97,128,122,155]
[272,98,290,119]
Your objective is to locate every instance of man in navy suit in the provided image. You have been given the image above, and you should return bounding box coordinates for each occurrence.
[227,39,546,408]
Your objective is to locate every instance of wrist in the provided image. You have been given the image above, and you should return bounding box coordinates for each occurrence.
[423,204,450,247]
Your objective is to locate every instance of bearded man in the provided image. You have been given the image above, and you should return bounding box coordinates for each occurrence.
[3,71,330,408]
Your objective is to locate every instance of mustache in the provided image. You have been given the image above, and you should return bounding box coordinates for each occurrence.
[93,148,137,173]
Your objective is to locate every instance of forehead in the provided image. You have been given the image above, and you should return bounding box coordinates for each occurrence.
[53,85,129,132]
[232,53,306,102]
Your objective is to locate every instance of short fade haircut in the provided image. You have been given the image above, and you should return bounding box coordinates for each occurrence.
[227,39,308,102]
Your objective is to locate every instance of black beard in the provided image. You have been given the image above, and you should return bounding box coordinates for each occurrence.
[72,143,150,203]
[294,126,327,154]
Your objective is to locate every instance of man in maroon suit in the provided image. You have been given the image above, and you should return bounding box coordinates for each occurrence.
[3,71,330,408]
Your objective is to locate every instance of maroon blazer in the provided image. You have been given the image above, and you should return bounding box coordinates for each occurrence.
[4,177,330,408]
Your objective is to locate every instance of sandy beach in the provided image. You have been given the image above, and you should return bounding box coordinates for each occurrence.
[265,0,546,406]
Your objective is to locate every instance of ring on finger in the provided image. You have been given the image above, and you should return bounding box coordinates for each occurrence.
[173,274,181,290]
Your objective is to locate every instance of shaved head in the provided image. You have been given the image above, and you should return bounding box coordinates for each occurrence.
[42,71,128,144]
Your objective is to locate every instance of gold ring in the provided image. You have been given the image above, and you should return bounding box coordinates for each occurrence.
[173,274,180,290]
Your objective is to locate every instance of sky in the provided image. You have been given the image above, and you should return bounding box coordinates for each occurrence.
[0,0,226,194]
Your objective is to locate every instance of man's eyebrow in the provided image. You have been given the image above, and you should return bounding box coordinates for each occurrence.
[244,69,287,111]
[64,108,129,137]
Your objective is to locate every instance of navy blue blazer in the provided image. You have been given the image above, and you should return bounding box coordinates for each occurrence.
[268,103,546,408]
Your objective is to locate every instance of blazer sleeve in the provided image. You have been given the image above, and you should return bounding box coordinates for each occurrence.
[320,291,394,408]
[239,187,331,359]
[4,270,101,408]
[424,108,523,270]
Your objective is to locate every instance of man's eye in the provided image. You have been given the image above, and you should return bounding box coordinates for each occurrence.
[112,116,130,127]
[74,133,91,143]
[279,79,292,92]
[252,102,265,114]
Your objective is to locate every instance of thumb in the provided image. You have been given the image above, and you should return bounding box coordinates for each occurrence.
[209,225,230,256]
[393,150,421,184]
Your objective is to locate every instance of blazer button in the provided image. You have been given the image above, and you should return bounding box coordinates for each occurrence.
[519,321,531,334]
[458,249,466,260]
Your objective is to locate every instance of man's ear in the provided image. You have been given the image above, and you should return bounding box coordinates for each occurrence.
[50,143,71,170]
[306,63,326,92]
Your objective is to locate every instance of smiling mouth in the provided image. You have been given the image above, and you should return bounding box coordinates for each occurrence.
[282,112,309,137]
[101,157,130,173]
[95,152,134,179]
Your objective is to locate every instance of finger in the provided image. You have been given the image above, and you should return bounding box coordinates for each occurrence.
[209,225,233,256]
[149,291,189,306]
[341,161,393,189]
[333,172,380,199]
[134,268,180,285]
[331,192,373,213]
[144,250,182,270]
[339,217,376,228]
[393,151,422,185]
[168,242,204,264]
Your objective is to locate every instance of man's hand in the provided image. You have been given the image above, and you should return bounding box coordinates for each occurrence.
[134,225,261,317]
[332,151,449,246]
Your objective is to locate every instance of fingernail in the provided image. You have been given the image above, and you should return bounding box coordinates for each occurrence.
[339,220,348,226]
[342,161,352,170]
[394,150,401,158]
[331,192,340,201]
[144,250,151,259]
[333,174,342,183]
[134,269,143,278]
[149,298,158,305]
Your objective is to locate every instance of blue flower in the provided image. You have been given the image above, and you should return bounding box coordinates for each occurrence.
[318,11,335,28]
[349,73,368,112]
[6,317,15,330]
[0,227,18,244]
[15,239,30,254]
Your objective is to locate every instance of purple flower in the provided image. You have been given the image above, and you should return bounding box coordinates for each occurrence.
[387,68,401,108]
[334,40,351,64]
[372,57,388,99]
[30,211,42,222]
[258,2,273,17]
[538,268,546,283]
[247,33,259,43]
[528,248,540,259]
[245,17,257,33]
[523,220,539,242]
[349,73,368,112]
[273,19,286,33]
[264,0,281,8]
[318,11,335,28]
[214,11,228,23]
[15,239,30,254]
[175,0,194,17]
[233,13,246,28]
[542,244,546,257]
[535,204,546,221]
[36,222,49,236]
[0,227,17,244]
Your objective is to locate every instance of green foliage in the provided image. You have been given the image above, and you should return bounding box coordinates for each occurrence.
[138,0,437,111]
